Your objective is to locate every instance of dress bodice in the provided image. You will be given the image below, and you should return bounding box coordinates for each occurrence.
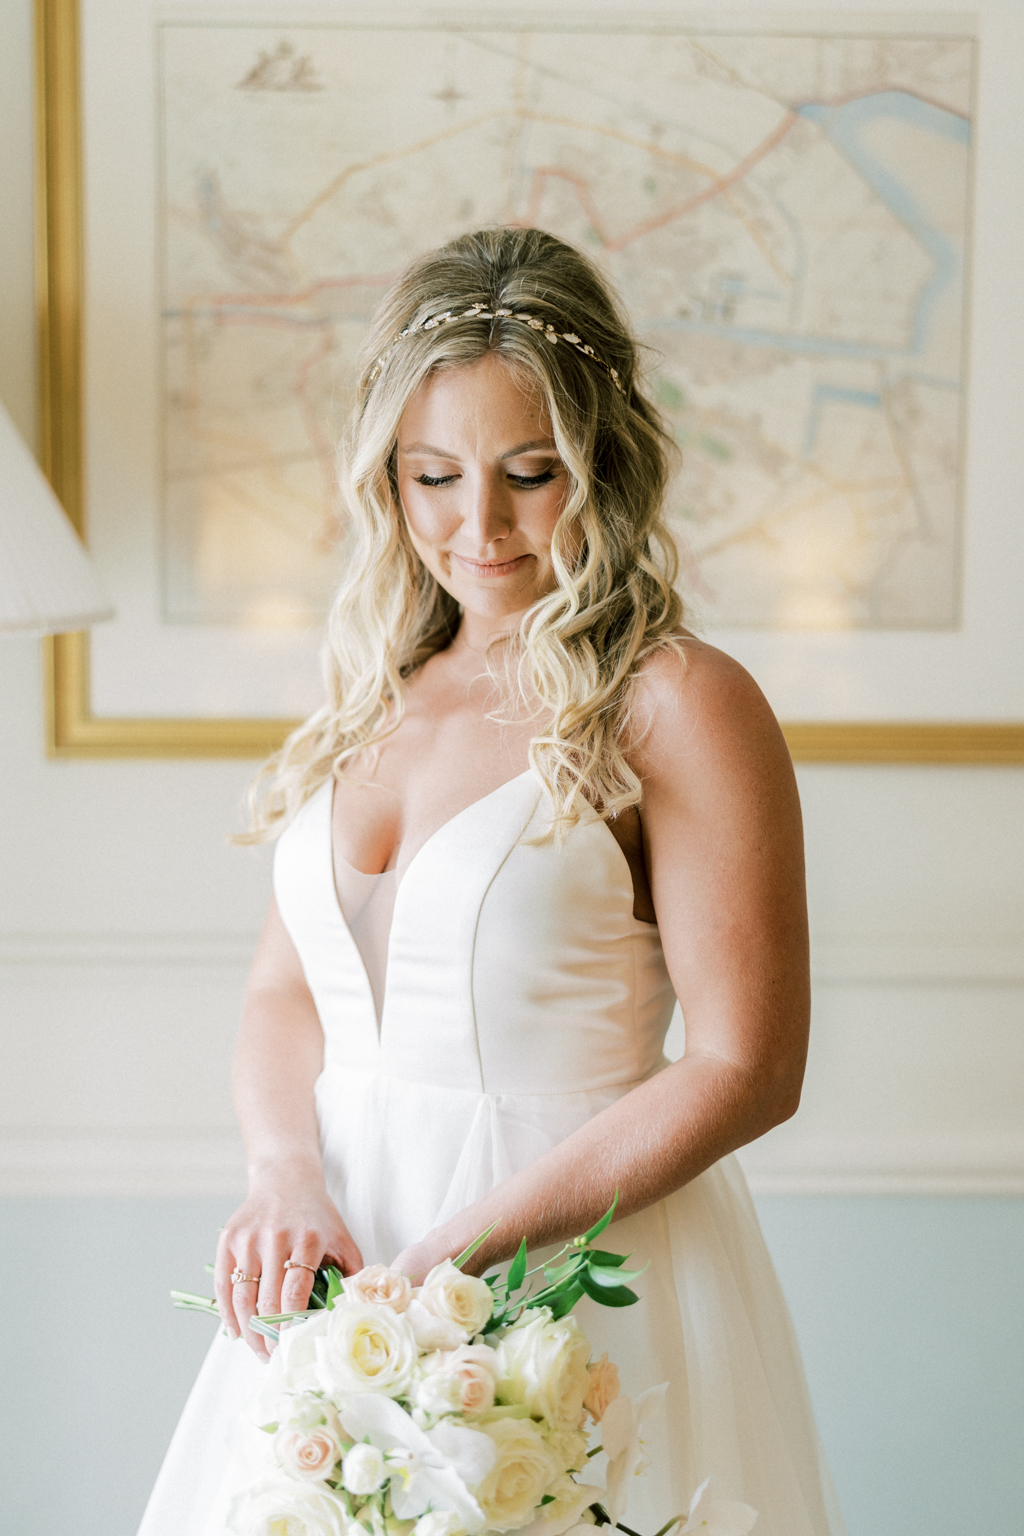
[273,770,677,1096]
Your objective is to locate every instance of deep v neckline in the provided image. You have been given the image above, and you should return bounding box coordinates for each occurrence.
[328,768,536,892]
[326,770,537,1032]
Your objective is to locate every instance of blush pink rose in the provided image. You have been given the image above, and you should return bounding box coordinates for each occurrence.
[417,1343,500,1417]
[341,1263,413,1313]
[583,1353,621,1422]
[274,1426,341,1482]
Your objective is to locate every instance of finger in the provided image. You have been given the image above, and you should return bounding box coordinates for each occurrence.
[256,1236,291,1352]
[329,1233,364,1277]
[280,1232,324,1314]
[214,1233,241,1339]
[230,1255,265,1358]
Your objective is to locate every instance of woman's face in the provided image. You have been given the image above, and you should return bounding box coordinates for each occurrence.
[395,353,571,630]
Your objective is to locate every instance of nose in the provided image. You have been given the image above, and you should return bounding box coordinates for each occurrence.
[461,469,513,549]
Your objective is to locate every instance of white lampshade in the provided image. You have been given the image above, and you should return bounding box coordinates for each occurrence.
[0,400,114,635]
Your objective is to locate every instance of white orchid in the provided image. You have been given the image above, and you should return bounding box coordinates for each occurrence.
[675,1477,757,1536]
[338,1393,495,1531]
[600,1383,667,1524]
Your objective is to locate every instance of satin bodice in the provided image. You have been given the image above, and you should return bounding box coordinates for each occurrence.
[273,770,677,1096]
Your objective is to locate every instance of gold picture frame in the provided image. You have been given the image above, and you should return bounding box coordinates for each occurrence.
[36,0,1024,762]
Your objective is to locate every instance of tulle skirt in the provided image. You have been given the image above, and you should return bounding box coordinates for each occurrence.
[137,1065,845,1536]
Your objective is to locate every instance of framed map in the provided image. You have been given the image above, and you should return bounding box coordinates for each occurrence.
[39,0,1024,759]
[160,24,970,633]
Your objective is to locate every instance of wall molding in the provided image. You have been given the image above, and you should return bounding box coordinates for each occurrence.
[1,1129,1021,1198]
[4,929,1024,1196]
[0,1132,247,1197]
[737,1135,1024,1196]
[4,929,1024,981]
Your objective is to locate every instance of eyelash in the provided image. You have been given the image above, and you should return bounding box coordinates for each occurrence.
[413,471,558,489]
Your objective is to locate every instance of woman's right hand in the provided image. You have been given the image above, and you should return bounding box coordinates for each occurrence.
[214,1168,364,1360]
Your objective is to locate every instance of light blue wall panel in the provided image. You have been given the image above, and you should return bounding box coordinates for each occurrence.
[756,1197,1024,1536]
[2,1197,1022,1536]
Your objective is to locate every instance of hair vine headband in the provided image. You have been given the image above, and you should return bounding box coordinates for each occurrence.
[368,301,623,393]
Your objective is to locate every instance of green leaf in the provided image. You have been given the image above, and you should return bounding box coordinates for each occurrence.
[578,1270,639,1307]
[585,1250,628,1268]
[546,1279,585,1318]
[540,1495,556,1506]
[170,1290,219,1317]
[259,1422,278,1435]
[506,1237,528,1294]
[452,1221,498,1271]
[584,1261,648,1288]
[247,1317,281,1342]
[248,1309,316,1326]
[204,1262,216,1274]
[543,1255,584,1284]
[577,1191,619,1246]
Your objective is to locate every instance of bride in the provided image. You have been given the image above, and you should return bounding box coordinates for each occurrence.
[139,227,844,1536]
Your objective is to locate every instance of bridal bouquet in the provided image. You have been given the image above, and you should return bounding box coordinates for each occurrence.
[174,1200,757,1536]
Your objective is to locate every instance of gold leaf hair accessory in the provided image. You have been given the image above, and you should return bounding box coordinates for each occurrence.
[369,301,623,392]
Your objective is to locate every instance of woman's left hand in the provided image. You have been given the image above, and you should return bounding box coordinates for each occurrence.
[390,1233,448,1284]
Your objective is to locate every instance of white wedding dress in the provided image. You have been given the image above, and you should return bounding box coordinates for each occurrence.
[138,770,845,1536]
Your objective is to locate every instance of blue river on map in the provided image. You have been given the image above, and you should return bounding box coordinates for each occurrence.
[648,89,971,372]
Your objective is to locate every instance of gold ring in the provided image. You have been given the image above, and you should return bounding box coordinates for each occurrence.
[283,1259,318,1275]
[230,1268,259,1286]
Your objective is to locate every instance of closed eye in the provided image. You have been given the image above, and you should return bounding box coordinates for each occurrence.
[414,470,558,489]
[508,470,557,487]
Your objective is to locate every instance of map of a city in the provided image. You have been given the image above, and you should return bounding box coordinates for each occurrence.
[159,25,973,629]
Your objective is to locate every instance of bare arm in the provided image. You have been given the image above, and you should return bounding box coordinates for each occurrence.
[215,897,363,1357]
[392,640,810,1278]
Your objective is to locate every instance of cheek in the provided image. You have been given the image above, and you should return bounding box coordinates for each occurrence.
[399,482,454,548]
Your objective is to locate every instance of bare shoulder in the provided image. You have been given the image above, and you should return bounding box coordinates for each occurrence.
[629,632,795,798]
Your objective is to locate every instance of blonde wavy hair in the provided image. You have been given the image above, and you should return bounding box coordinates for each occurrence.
[244,227,684,841]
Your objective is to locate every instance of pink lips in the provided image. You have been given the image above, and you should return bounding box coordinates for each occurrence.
[451,552,532,578]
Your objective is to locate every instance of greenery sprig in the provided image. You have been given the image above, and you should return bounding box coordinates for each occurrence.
[464,1191,647,1331]
[172,1193,642,1345]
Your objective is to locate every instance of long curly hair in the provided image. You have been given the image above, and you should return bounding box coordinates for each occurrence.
[243,226,684,841]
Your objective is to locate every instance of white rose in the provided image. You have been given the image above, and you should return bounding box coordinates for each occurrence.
[316,1302,418,1398]
[343,1264,414,1313]
[341,1441,387,1495]
[275,1425,342,1482]
[254,1312,333,1420]
[226,1473,349,1536]
[413,1513,465,1536]
[494,1313,591,1431]
[532,1473,595,1535]
[543,1427,590,1473]
[475,1417,561,1531]
[406,1297,468,1351]
[416,1259,493,1338]
[416,1344,499,1418]
[280,1391,344,1440]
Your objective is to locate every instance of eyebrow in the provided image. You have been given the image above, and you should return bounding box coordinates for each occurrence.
[400,438,559,461]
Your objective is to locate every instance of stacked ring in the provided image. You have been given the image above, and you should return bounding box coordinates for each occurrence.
[230,1268,259,1286]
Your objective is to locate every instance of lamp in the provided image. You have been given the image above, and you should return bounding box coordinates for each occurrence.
[0,399,113,634]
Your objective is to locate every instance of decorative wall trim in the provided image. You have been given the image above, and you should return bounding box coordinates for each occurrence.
[1,1129,1021,1198]
[4,929,1023,1196]
[0,931,256,967]
[3,930,1024,981]
[0,1133,246,1197]
[738,1136,1024,1197]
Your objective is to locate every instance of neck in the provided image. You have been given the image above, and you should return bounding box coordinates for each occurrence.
[448,608,525,658]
